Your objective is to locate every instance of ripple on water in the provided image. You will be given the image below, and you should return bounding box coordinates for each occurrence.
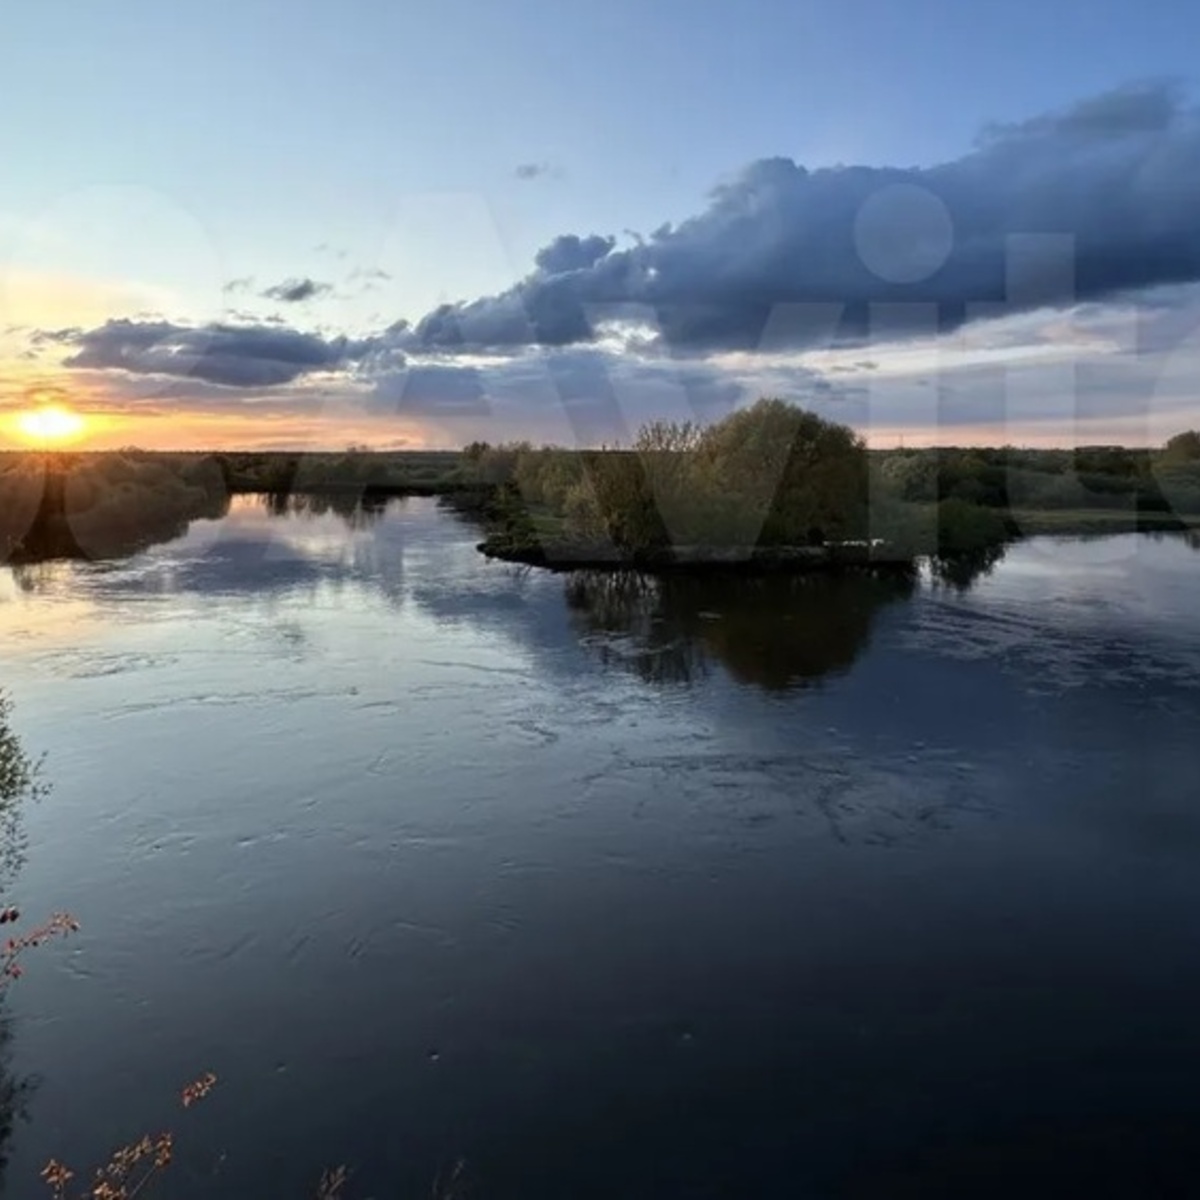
[5,510,1200,1198]
[906,588,1200,695]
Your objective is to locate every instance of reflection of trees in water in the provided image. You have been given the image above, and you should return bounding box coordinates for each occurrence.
[0,692,48,1188]
[1149,528,1200,553]
[567,573,709,686]
[259,491,394,530]
[0,1013,31,1194]
[4,561,76,597]
[929,544,1008,590]
[565,570,916,690]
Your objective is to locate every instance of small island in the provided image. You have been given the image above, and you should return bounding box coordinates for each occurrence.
[449,401,1200,575]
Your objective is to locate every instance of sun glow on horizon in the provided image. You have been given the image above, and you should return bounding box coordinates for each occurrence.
[12,403,90,446]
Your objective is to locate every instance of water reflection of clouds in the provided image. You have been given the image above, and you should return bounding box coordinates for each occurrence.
[149,497,399,589]
[0,492,988,700]
[42,496,414,604]
[0,497,415,666]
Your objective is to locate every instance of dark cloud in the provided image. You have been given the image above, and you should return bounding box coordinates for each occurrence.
[534,234,616,276]
[58,319,377,388]
[223,277,254,295]
[411,83,1200,355]
[262,277,333,303]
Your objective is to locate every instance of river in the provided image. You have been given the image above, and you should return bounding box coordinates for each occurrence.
[1,495,1199,1197]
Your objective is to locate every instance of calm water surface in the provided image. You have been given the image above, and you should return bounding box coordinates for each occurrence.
[2,496,1200,1197]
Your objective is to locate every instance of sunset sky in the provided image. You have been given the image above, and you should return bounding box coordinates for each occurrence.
[3,0,1200,450]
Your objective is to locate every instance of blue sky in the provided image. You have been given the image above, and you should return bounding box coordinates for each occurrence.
[3,0,1200,448]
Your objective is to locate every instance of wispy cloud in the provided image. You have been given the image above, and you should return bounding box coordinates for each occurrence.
[261,277,333,304]
[514,161,562,181]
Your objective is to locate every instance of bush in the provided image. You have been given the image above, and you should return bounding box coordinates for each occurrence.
[878,452,939,503]
[1154,464,1200,515]
[936,498,1010,555]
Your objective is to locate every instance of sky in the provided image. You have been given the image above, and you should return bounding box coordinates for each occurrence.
[3,0,1200,449]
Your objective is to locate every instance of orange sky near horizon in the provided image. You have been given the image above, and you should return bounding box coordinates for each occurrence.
[0,393,1178,454]
[0,404,439,452]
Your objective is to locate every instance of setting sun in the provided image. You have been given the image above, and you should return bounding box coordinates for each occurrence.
[14,404,88,446]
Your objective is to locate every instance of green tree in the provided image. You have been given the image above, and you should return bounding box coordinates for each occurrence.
[1162,430,1200,465]
[697,399,869,546]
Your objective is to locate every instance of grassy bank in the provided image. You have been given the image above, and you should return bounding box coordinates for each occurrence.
[1006,508,1200,535]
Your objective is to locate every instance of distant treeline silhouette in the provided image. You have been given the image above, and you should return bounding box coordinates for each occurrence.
[3,413,1199,568]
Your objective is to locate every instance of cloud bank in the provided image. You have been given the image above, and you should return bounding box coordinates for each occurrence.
[411,83,1200,354]
[59,319,378,388]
